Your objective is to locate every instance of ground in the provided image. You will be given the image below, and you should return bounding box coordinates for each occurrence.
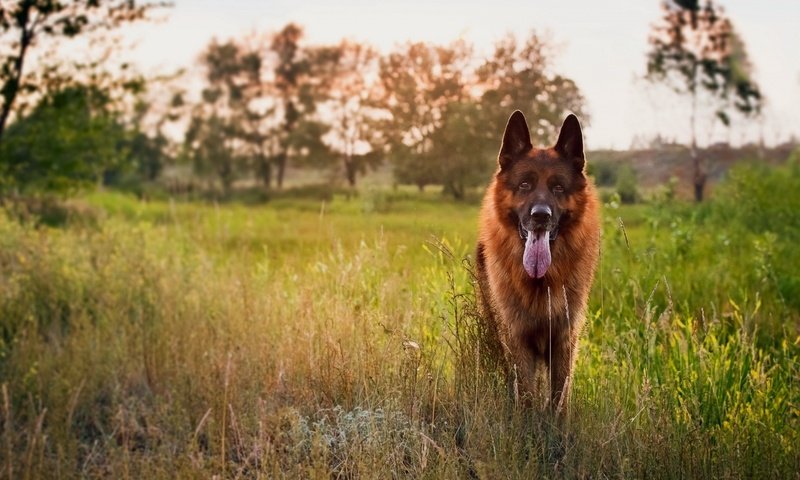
[0,169,798,477]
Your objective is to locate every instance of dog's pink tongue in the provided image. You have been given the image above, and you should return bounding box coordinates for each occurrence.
[523,230,551,279]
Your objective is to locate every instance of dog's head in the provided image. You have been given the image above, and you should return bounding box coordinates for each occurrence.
[495,111,588,279]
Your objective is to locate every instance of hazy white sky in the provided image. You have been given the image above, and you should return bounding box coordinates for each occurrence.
[125,0,800,149]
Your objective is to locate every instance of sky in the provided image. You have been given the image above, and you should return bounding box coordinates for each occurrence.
[123,0,800,150]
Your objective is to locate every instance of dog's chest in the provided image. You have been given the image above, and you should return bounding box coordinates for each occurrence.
[490,273,572,328]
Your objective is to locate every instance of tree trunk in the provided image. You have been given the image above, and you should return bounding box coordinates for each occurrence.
[221,175,233,199]
[691,146,706,202]
[693,175,705,202]
[276,99,298,190]
[258,155,271,190]
[219,155,234,198]
[276,153,287,189]
[690,82,705,203]
[0,10,33,144]
[690,141,705,203]
[452,182,464,200]
[693,161,706,203]
[344,156,357,188]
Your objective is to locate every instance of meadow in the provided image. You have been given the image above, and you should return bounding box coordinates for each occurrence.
[0,163,798,478]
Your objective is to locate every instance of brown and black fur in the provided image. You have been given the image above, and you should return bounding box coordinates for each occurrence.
[476,111,600,414]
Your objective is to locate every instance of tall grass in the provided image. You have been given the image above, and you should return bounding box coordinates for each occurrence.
[0,166,798,478]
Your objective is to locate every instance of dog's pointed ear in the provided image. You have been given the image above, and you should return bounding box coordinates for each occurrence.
[499,110,532,170]
[555,114,585,171]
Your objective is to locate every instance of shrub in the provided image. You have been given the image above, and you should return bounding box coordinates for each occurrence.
[586,160,617,186]
[710,162,800,309]
[615,164,640,204]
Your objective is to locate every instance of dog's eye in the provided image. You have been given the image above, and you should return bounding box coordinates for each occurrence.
[553,185,564,194]
[519,182,531,191]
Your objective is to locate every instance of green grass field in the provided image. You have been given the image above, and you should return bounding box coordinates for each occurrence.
[1,164,798,478]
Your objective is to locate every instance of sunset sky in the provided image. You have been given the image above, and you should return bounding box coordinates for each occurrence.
[124,0,800,149]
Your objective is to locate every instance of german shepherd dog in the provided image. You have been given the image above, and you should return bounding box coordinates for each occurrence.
[476,111,600,414]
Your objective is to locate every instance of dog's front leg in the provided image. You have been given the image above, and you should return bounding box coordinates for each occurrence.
[504,332,541,406]
[547,334,576,415]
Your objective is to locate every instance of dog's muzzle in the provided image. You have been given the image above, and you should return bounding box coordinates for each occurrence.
[518,221,558,242]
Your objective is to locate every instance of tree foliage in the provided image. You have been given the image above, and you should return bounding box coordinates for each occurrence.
[429,101,492,199]
[184,39,262,196]
[268,23,332,189]
[0,75,174,196]
[0,85,125,193]
[185,31,338,194]
[375,40,472,192]
[0,0,168,144]
[1,17,592,200]
[316,40,384,188]
[477,32,588,147]
[375,32,588,198]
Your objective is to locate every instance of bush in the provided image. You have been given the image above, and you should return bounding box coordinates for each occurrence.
[587,160,617,186]
[712,163,799,240]
[1,196,102,227]
[615,164,640,204]
[710,162,800,309]
[787,146,800,166]
[270,183,351,202]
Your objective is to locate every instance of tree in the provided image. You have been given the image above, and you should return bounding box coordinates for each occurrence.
[185,32,335,194]
[0,44,159,195]
[428,100,493,200]
[268,23,325,189]
[184,39,262,196]
[184,113,238,194]
[375,40,472,192]
[0,84,127,194]
[646,0,762,201]
[107,90,177,187]
[476,32,589,149]
[125,128,169,182]
[0,0,167,145]
[376,34,587,199]
[318,40,384,189]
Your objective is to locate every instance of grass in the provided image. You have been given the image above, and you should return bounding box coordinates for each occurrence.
[0,165,798,478]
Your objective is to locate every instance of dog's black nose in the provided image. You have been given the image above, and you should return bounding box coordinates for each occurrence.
[531,205,552,225]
